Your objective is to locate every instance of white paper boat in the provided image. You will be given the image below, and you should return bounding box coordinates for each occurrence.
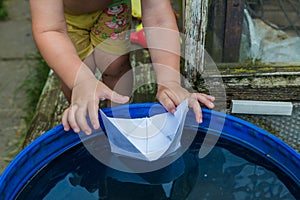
[100,99,188,161]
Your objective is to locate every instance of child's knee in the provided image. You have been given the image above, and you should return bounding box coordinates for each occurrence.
[102,55,131,79]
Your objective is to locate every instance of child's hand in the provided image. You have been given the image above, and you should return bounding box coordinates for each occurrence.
[62,64,129,135]
[156,82,215,124]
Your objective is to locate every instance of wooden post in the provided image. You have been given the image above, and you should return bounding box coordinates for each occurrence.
[184,0,209,81]
[223,0,245,62]
[206,0,226,62]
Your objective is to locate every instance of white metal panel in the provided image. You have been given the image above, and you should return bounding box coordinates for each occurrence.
[231,100,293,115]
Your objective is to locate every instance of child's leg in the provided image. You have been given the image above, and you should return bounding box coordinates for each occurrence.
[90,0,133,106]
[93,48,133,106]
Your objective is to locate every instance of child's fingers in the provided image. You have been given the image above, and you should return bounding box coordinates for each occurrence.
[88,100,100,130]
[68,105,80,133]
[162,89,183,107]
[157,92,176,114]
[188,94,203,124]
[201,93,215,102]
[194,93,215,109]
[111,91,130,104]
[62,108,71,131]
[101,88,129,104]
[75,106,92,135]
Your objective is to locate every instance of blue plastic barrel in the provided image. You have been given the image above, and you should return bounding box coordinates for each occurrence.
[0,103,299,199]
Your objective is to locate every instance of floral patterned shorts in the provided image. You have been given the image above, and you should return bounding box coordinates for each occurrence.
[65,0,132,60]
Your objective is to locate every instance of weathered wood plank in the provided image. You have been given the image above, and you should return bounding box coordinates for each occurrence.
[188,62,300,111]
[206,0,226,62]
[223,0,245,62]
[217,62,300,77]
[22,71,68,148]
[184,0,209,79]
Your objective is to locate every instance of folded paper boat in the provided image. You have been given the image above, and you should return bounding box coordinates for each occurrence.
[100,99,189,161]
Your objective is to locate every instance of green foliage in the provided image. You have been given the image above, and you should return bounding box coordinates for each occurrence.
[0,0,8,20]
[18,54,50,126]
[0,8,7,20]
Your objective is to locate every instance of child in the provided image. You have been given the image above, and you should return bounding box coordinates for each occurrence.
[30,0,215,134]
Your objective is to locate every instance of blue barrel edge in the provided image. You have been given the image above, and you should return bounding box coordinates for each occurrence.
[0,103,299,199]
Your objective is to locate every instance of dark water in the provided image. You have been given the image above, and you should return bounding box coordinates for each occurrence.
[16,133,297,200]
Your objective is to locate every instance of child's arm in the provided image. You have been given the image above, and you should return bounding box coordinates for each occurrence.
[141,0,215,123]
[30,0,81,89]
[30,0,129,134]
